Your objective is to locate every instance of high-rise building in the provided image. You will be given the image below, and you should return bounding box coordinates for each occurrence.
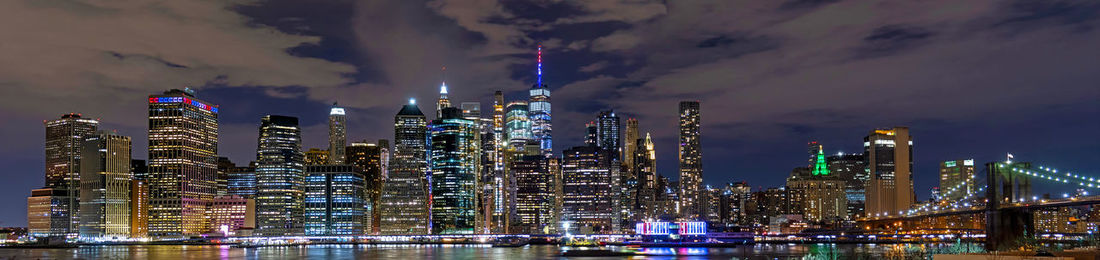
[215,157,235,197]
[130,160,148,181]
[380,100,429,235]
[584,122,598,146]
[504,101,532,149]
[429,108,480,234]
[561,146,620,234]
[787,148,847,222]
[437,82,451,119]
[78,131,132,239]
[528,45,552,158]
[255,115,305,236]
[828,153,867,219]
[511,154,554,234]
[147,89,219,236]
[305,148,330,166]
[27,188,74,237]
[346,140,388,234]
[864,127,914,217]
[43,113,99,236]
[623,118,639,171]
[595,110,621,157]
[678,101,703,220]
[130,180,148,238]
[492,91,505,171]
[632,133,658,221]
[939,159,976,201]
[305,165,369,235]
[329,103,347,164]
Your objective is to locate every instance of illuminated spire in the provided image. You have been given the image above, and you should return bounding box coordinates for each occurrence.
[812,145,829,176]
[536,45,543,88]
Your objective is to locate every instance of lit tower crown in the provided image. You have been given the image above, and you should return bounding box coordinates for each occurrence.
[812,145,829,176]
[528,45,552,157]
[436,67,451,119]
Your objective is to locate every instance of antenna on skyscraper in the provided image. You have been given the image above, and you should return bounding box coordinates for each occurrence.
[536,44,543,88]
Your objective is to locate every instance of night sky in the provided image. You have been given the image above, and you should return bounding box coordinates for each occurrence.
[0,1,1098,227]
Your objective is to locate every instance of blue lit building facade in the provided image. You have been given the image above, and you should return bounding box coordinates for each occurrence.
[305,165,369,235]
[504,101,532,149]
[429,107,480,234]
[528,45,552,158]
[147,89,218,236]
[255,115,305,236]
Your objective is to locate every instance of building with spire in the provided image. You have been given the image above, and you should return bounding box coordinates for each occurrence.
[437,81,451,120]
[786,144,847,222]
[329,102,347,164]
[528,45,552,158]
[380,99,430,234]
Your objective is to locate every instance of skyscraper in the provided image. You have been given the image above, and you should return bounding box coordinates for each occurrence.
[632,133,658,221]
[596,110,621,157]
[561,146,620,234]
[380,100,429,235]
[528,45,553,158]
[255,115,305,236]
[504,101,532,148]
[148,89,218,236]
[329,103,347,164]
[305,148,330,166]
[305,165,368,235]
[346,140,388,234]
[828,153,867,218]
[623,118,639,171]
[78,131,132,239]
[939,159,976,201]
[437,82,451,119]
[429,107,481,234]
[512,154,553,234]
[226,162,257,198]
[42,113,99,237]
[678,101,703,220]
[864,127,914,216]
[584,121,598,146]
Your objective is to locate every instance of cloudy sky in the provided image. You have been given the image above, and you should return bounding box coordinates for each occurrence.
[1,0,1098,226]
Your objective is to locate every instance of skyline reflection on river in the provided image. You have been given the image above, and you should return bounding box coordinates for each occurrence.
[0,243,986,259]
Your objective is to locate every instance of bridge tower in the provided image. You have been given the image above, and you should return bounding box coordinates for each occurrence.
[984,161,1034,251]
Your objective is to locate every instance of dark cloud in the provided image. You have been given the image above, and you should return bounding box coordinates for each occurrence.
[855,25,934,58]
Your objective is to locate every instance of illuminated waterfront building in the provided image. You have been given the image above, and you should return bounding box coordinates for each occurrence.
[42,113,99,236]
[78,131,132,239]
[511,154,554,234]
[528,45,552,158]
[329,102,347,164]
[504,101,532,149]
[346,140,388,234]
[561,146,620,234]
[147,89,218,237]
[864,127,914,216]
[130,180,148,238]
[380,100,429,235]
[828,153,867,218]
[27,188,75,237]
[305,148,330,166]
[939,159,976,201]
[429,108,481,234]
[678,101,703,220]
[255,115,305,236]
[305,165,369,235]
[208,195,254,236]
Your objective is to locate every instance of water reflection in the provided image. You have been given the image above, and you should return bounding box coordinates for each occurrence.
[0,243,987,259]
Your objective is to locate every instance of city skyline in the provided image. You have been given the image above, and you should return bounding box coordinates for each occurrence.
[1,1,1098,228]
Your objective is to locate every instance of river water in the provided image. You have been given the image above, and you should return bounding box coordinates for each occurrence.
[0,243,986,259]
